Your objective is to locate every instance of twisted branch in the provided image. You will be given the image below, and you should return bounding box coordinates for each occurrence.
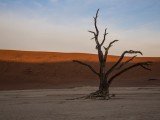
[105,50,143,78]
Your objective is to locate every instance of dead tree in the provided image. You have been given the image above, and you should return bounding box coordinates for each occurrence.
[73,9,152,100]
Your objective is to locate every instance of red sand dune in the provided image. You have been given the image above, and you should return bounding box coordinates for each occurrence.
[0,50,160,90]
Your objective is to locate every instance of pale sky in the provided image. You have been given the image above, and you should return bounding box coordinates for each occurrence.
[0,0,160,57]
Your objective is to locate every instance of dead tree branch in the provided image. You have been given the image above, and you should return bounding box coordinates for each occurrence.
[108,61,152,85]
[88,30,96,36]
[73,60,99,76]
[116,55,137,70]
[94,9,99,37]
[105,50,143,78]
[88,9,101,50]
[103,40,118,62]
[100,28,108,46]
[104,40,118,52]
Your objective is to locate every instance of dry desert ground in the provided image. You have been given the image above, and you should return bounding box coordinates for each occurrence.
[0,87,160,120]
[0,50,160,120]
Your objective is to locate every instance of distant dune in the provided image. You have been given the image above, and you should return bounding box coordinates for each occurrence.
[0,50,160,90]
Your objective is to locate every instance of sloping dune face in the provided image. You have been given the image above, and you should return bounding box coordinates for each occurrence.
[0,50,160,90]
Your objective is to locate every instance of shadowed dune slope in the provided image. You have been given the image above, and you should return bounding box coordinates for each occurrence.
[0,50,160,90]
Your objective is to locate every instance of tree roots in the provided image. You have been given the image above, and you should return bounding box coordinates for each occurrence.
[68,90,115,100]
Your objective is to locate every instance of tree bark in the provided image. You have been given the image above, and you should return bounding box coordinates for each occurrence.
[72,9,152,100]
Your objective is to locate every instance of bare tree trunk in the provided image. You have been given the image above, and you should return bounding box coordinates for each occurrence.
[72,9,152,100]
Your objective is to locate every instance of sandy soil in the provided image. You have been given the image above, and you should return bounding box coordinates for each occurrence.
[0,50,159,119]
[0,50,160,90]
[0,87,160,120]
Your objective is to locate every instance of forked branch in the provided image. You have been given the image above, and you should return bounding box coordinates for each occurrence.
[116,55,137,70]
[104,40,119,52]
[105,50,143,77]
[108,61,152,85]
[103,40,118,62]
[88,9,100,49]
[73,60,99,76]
[100,28,108,46]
